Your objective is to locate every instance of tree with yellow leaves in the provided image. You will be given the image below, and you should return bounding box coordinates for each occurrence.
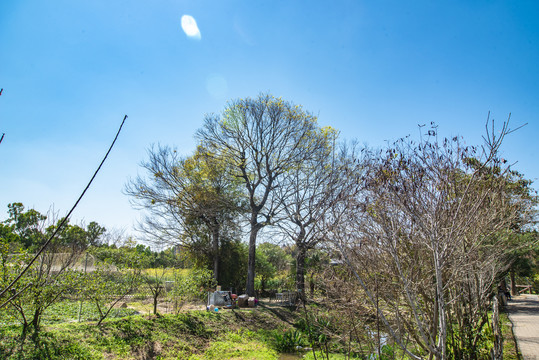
[197,94,325,296]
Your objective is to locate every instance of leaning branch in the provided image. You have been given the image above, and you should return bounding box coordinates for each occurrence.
[1,88,4,145]
[0,115,128,300]
[0,282,33,309]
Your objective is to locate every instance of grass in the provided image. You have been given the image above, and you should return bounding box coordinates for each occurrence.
[142,267,190,280]
[0,299,138,328]
[500,312,521,360]
[44,299,138,323]
[0,302,523,359]
[189,330,279,360]
[0,307,296,360]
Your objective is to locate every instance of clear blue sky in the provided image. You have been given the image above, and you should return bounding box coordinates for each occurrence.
[1,1,538,234]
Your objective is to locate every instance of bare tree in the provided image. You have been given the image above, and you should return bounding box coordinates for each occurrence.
[328,120,535,359]
[144,267,168,315]
[277,133,361,300]
[125,145,244,283]
[197,94,324,296]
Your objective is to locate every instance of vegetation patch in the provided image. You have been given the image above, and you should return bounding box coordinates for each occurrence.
[0,307,297,359]
[501,312,521,360]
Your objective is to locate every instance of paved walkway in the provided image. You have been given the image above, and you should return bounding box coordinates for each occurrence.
[507,295,539,360]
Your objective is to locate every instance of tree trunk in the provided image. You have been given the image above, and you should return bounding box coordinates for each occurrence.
[296,245,307,302]
[21,321,29,344]
[212,222,220,284]
[433,247,447,360]
[245,217,260,296]
[510,269,517,296]
[153,290,159,315]
[30,308,42,344]
[491,295,503,360]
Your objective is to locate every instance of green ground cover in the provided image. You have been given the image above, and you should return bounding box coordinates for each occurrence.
[501,312,521,360]
[0,307,295,359]
[0,303,521,359]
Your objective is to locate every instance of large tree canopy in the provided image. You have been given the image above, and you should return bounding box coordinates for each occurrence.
[196,94,326,296]
[125,145,245,284]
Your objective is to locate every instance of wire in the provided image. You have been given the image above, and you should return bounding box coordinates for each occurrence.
[0,115,128,300]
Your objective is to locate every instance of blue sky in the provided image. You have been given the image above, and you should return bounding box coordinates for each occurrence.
[1,1,538,234]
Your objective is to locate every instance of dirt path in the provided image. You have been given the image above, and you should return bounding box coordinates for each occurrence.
[507,295,539,360]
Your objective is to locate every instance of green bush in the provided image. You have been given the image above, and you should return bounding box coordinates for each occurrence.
[274,328,306,353]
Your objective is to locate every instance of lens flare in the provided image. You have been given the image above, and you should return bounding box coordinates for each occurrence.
[181,15,201,40]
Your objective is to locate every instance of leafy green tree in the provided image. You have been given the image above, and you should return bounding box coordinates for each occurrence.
[86,221,106,246]
[506,231,539,294]
[463,160,538,295]
[152,247,185,268]
[0,223,20,251]
[0,242,39,342]
[255,246,276,293]
[135,243,153,257]
[0,222,87,344]
[0,204,108,344]
[3,203,46,250]
[258,242,290,273]
[45,218,89,250]
[255,242,291,293]
[215,239,248,291]
[88,243,145,268]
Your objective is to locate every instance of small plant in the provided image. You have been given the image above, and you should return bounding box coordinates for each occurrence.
[169,267,215,312]
[296,311,335,358]
[274,328,305,353]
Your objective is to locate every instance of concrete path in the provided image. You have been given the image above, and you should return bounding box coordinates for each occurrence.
[507,295,539,360]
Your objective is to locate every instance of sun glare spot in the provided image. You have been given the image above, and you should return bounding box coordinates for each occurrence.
[181,15,201,40]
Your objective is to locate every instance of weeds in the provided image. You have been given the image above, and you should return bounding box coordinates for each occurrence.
[274,328,306,353]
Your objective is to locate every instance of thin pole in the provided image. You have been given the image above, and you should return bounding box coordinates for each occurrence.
[78,252,89,322]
